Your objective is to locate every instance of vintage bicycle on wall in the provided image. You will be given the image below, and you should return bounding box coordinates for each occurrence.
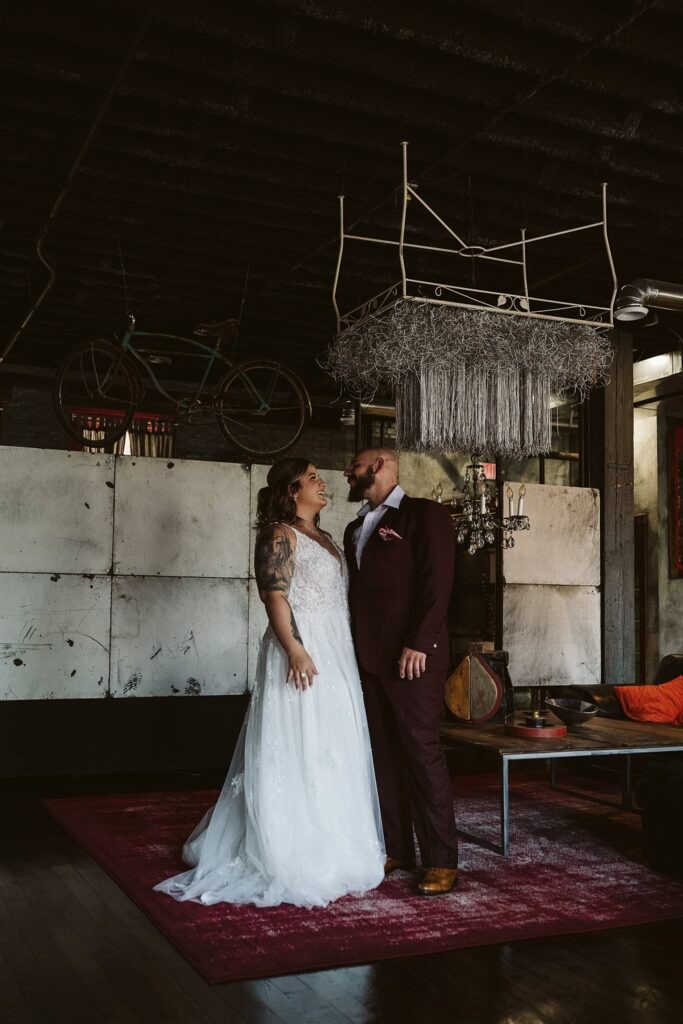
[52,314,312,457]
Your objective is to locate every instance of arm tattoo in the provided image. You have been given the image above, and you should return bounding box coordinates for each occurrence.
[289,609,303,645]
[255,525,295,594]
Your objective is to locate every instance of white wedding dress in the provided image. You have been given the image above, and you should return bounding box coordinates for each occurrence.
[154,528,385,908]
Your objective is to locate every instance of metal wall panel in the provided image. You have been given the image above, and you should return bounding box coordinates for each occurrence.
[110,576,248,697]
[503,484,600,586]
[503,584,601,687]
[319,469,364,545]
[114,457,251,578]
[0,447,114,574]
[0,572,110,699]
[400,451,467,500]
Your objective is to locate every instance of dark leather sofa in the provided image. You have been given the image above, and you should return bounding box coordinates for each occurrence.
[555,653,683,718]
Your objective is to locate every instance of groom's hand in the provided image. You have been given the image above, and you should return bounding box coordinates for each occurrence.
[399,647,427,680]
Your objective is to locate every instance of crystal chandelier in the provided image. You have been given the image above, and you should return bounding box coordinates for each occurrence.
[449,458,530,555]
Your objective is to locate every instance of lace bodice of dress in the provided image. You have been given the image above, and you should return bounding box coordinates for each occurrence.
[287,529,349,619]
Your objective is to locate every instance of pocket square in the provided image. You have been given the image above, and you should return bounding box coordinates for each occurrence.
[379,526,403,541]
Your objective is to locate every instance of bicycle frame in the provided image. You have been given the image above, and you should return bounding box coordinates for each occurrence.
[119,329,275,414]
[54,316,312,457]
[120,329,230,406]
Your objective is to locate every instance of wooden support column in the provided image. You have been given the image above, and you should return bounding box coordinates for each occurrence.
[586,329,635,683]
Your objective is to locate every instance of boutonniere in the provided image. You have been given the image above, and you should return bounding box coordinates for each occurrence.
[379,526,403,542]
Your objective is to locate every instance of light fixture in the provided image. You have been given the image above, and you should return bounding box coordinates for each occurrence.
[614,279,683,322]
[614,296,647,321]
[614,286,649,322]
[450,458,530,555]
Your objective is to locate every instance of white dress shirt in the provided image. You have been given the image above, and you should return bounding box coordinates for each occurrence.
[353,484,406,567]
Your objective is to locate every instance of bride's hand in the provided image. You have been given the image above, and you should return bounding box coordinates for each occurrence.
[286,646,319,691]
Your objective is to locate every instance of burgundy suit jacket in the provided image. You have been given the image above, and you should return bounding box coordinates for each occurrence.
[343,494,455,675]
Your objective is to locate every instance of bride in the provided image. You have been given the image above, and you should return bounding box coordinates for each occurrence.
[154,458,385,908]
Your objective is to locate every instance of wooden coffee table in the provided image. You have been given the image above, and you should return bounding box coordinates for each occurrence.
[440,717,683,858]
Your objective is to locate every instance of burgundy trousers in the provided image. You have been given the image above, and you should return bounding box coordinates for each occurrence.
[360,668,459,869]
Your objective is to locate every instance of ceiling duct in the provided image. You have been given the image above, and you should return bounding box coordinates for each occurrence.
[614,280,683,322]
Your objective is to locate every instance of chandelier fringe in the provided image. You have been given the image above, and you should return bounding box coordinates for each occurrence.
[324,303,611,457]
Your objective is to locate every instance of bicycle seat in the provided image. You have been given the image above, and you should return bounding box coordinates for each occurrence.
[193,317,239,338]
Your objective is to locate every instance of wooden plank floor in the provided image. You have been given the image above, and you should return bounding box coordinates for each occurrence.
[2,773,682,1024]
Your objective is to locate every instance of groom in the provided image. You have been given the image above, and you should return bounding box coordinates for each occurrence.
[343,447,458,895]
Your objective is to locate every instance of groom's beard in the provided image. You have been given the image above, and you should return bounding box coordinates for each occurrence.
[347,467,375,502]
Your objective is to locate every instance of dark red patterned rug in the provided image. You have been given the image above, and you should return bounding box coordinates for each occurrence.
[44,775,683,984]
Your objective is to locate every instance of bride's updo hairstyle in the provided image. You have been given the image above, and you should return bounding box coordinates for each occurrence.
[256,457,312,529]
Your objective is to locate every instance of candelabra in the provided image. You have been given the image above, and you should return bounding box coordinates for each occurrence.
[445,458,531,555]
[502,482,531,546]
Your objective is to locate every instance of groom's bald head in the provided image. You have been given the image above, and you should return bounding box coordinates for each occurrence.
[344,447,399,505]
[358,447,399,480]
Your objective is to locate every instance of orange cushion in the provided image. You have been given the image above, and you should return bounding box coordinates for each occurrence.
[614,676,683,726]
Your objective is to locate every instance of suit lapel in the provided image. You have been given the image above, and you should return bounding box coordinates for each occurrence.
[344,517,363,577]
[358,495,408,574]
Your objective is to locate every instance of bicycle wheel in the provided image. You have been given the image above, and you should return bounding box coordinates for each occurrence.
[215,359,310,457]
[53,338,139,448]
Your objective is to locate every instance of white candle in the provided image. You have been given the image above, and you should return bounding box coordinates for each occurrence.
[517,484,526,517]
[480,494,486,514]
[506,485,514,518]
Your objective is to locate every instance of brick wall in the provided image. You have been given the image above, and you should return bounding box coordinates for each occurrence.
[1,381,356,470]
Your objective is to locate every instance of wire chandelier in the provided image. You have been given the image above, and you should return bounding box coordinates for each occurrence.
[325,143,616,458]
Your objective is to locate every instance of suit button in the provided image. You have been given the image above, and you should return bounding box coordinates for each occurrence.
[433,643,438,648]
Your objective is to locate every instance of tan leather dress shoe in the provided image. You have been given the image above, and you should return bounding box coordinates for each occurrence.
[384,856,416,875]
[417,867,458,895]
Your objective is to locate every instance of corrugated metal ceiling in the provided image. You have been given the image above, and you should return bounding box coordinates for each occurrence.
[2,0,682,392]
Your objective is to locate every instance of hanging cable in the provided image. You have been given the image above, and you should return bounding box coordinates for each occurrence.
[118,240,132,320]
[0,2,156,369]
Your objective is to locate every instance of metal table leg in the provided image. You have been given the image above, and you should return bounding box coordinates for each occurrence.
[501,756,510,859]
[439,733,683,857]
[622,753,633,809]
[451,753,509,857]
[545,750,641,815]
